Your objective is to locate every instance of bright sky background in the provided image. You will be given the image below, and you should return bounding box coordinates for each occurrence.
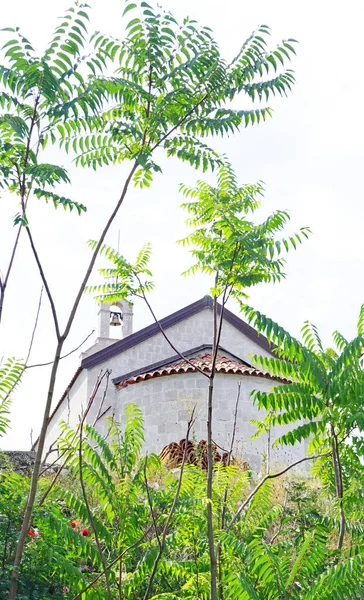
[1,0,363,450]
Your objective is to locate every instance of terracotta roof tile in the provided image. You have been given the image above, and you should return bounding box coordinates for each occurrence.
[116,353,274,388]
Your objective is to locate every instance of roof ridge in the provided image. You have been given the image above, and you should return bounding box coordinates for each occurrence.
[82,296,272,370]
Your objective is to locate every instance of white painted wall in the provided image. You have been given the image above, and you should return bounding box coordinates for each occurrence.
[113,372,309,473]
[84,307,272,427]
[42,369,88,455]
[41,307,308,473]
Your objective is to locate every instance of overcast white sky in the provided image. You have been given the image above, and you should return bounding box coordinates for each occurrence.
[1,0,363,450]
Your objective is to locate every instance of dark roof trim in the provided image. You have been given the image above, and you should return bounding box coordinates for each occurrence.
[31,366,83,450]
[82,295,272,370]
[112,344,250,385]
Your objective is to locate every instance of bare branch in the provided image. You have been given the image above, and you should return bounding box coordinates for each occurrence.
[39,444,70,478]
[92,371,110,427]
[95,405,112,423]
[62,162,138,342]
[24,225,60,339]
[225,452,332,534]
[26,330,95,369]
[0,225,22,324]
[38,370,111,506]
[71,526,154,600]
[221,381,241,529]
[143,456,161,548]
[143,407,196,600]
[26,286,44,364]
[40,438,59,469]
[78,373,112,600]
[135,275,208,379]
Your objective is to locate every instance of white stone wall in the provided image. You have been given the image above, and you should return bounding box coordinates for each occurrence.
[42,307,309,473]
[85,307,272,427]
[113,372,309,473]
[42,369,88,454]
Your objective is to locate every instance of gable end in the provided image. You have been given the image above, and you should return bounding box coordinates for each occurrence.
[81,296,272,370]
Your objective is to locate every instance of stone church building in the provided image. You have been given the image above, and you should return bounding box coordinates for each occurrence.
[37,296,308,472]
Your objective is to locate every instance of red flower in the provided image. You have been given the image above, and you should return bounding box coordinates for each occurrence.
[70,521,77,529]
[62,586,69,594]
[81,528,89,537]
[28,530,35,538]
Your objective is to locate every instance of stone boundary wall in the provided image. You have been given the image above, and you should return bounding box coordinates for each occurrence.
[0,450,36,474]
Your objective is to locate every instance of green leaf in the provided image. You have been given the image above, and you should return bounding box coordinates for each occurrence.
[123,2,137,15]
[33,188,87,214]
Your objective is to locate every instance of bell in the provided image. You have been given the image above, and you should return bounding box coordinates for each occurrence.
[110,311,122,326]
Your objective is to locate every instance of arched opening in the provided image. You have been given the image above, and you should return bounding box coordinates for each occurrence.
[109,304,123,339]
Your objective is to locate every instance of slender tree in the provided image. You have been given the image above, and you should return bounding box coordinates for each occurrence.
[87,161,310,598]
[0,4,98,325]
[178,163,309,598]
[0,1,299,595]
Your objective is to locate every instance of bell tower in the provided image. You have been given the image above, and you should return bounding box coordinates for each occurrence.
[97,300,133,341]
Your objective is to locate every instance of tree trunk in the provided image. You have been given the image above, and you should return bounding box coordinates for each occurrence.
[8,340,63,599]
[7,162,138,599]
[267,422,271,475]
[330,424,345,550]
[207,377,217,600]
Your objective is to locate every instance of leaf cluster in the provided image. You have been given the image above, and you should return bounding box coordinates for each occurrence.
[178,162,310,299]
[85,240,154,304]
[0,357,24,436]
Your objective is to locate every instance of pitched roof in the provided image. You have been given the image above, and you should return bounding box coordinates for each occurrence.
[116,353,274,388]
[82,296,272,370]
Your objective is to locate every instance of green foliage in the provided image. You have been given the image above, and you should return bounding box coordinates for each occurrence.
[224,529,364,599]
[85,241,154,304]
[179,162,310,298]
[1,0,297,200]
[243,304,364,527]
[1,405,363,598]
[0,357,24,436]
[33,188,87,214]
[0,3,97,218]
[243,305,364,451]
[57,0,298,185]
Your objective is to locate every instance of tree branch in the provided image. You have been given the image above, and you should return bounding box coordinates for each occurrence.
[225,452,332,534]
[38,370,110,506]
[78,372,112,600]
[1,99,42,326]
[62,161,139,342]
[8,161,139,599]
[26,286,44,364]
[143,407,196,600]
[0,225,22,325]
[23,224,61,339]
[151,94,208,152]
[71,526,154,600]
[221,381,241,529]
[26,329,95,369]
[134,279,209,378]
